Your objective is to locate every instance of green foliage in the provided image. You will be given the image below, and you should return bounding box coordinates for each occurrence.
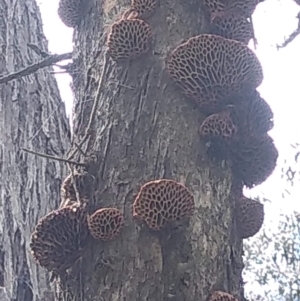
[244,209,300,301]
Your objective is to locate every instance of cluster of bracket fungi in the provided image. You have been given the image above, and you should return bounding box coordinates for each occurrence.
[40,0,277,297]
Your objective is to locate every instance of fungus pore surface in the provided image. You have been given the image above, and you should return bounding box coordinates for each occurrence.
[231,134,278,187]
[133,179,195,230]
[208,291,238,301]
[88,208,124,241]
[167,34,263,114]
[30,204,89,273]
[57,0,86,28]
[107,18,152,61]
[236,196,264,239]
[131,0,157,18]
[199,111,237,140]
[211,15,253,45]
[230,89,274,136]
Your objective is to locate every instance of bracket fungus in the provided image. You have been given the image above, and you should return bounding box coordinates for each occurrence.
[167,34,263,114]
[132,179,195,231]
[231,134,278,188]
[208,291,239,301]
[211,15,253,45]
[235,196,264,239]
[107,17,152,61]
[210,0,261,21]
[30,204,89,273]
[230,90,274,136]
[131,0,157,19]
[57,0,87,28]
[88,208,124,241]
[200,111,237,160]
[200,111,237,140]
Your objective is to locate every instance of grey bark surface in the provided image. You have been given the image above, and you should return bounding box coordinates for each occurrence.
[0,0,71,300]
[64,0,245,301]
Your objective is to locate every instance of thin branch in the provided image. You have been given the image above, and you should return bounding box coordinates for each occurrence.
[250,15,258,50]
[277,12,300,49]
[22,148,86,166]
[27,43,49,58]
[0,52,72,84]
[67,51,110,160]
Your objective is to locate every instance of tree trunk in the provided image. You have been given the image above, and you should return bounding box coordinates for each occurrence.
[0,0,70,300]
[64,1,244,301]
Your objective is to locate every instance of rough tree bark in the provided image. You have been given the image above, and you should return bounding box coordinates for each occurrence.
[62,0,244,301]
[0,0,70,300]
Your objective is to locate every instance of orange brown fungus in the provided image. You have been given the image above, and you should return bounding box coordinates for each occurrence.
[231,134,278,188]
[131,0,157,19]
[208,291,239,301]
[211,15,253,45]
[199,111,237,161]
[235,196,264,239]
[30,204,89,273]
[230,90,274,136]
[107,18,152,61]
[199,111,237,140]
[57,0,87,28]
[132,179,195,231]
[167,34,263,114]
[88,208,124,241]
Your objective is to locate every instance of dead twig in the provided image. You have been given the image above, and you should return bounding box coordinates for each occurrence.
[0,52,72,84]
[277,12,300,49]
[22,148,85,166]
[67,51,110,161]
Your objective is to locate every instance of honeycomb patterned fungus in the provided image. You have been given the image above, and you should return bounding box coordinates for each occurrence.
[208,291,238,301]
[57,0,86,28]
[133,179,195,231]
[88,208,124,241]
[167,34,263,114]
[200,111,237,141]
[61,170,95,205]
[131,0,157,19]
[230,90,274,136]
[211,15,253,45]
[209,0,261,21]
[30,204,89,273]
[107,18,152,61]
[231,134,278,188]
[236,196,264,239]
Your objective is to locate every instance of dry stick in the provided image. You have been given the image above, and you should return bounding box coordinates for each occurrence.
[0,52,72,84]
[250,15,258,50]
[67,51,110,161]
[22,148,86,166]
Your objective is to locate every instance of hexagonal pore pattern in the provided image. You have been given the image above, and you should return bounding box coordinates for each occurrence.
[133,179,195,230]
[208,291,238,301]
[231,134,278,188]
[236,196,264,239]
[30,204,89,272]
[230,90,274,136]
[225,0,261,18]
[88,208,124,241]
[107,19,152,61]
[167,34,263,114]
[200,111,237,140]
[131,0,157,18]
[211,15,253,45]
[57,0,86,28]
